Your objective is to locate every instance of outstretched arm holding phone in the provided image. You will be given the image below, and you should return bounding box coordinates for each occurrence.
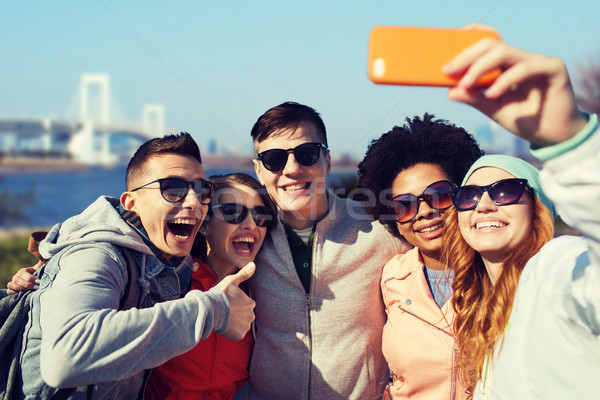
[442,31,600,399]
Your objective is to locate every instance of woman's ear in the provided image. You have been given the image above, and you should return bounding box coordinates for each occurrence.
[199,222,209,236]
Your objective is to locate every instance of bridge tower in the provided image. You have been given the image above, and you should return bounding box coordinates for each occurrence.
[67,73,163,166]
[79,73,110,124]
[70,74,112,165]
[142,104,165,136]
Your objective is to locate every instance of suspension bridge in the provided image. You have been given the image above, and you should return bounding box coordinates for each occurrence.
[0,74,164,166]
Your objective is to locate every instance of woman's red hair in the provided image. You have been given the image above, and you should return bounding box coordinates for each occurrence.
[443,194,554,394]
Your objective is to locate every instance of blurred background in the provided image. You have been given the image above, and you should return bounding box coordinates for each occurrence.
[1,1,598,285]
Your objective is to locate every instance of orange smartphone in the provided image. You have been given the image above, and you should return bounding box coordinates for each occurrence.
[368,25,502,87]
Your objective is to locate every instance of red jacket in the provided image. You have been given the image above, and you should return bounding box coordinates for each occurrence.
[144,259,254,400]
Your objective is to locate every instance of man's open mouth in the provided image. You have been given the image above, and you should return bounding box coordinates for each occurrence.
[167,218,197,240]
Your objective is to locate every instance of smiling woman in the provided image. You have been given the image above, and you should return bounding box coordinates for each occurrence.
[358,113,483,400]
[444,155,556,394]
[144,172,275,400]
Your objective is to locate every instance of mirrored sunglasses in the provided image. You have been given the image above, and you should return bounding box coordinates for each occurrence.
[451,178,528,211]
[391,180,456,223]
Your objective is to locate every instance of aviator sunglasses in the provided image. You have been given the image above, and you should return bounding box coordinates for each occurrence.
[391,180,456,223]
[256,142,328,172]
[211,203,277,228]
[451,178,528,211]
[131,177,215,204]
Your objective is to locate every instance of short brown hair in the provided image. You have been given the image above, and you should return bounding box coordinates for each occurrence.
[250,101,328,146]
[126,132,201,189]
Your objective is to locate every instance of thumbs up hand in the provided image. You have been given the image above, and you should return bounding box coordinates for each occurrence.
[214,262,256,341]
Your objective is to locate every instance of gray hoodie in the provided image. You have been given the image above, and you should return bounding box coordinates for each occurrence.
[19,196,229,399]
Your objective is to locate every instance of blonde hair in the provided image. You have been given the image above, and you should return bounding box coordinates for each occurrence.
[443,194,554,393]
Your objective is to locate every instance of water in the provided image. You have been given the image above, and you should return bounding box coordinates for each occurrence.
[0,167,357,228]
[0,167,252,228]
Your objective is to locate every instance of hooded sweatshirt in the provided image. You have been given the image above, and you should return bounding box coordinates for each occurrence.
[18,196,230,400]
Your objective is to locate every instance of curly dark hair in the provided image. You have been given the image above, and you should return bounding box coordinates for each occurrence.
[357,113,483,238]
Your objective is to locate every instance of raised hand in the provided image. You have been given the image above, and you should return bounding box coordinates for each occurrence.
[214,262,256,341]
[443,36,588,146]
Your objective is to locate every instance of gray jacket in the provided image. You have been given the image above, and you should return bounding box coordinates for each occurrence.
[248,192,408,400]
[18,196,229,399]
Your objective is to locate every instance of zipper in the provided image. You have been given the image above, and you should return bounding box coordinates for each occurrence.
[306,293,312,400]
[207,331,218,397]
[450,340,458,400]
[398,304,458,399]
[305,226,318,400]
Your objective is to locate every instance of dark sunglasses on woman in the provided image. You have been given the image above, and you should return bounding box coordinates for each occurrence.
[211,203,277,228]
[130,177,215,204]
[451,178,528,211]
[256,142,328,172]
[391,180,456,223]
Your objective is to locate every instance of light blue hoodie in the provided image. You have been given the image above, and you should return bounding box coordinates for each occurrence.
[18,196,229,399]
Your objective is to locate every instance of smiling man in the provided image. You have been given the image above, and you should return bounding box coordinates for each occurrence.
[247,102,409,399]
[17,133,256,400]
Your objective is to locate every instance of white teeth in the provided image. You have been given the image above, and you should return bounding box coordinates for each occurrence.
[233,237,255,244]
[174,234,190,240]
[171,218,196,225]
[476,221,506,229]
[419,224,442,234]
[284,183,307,191]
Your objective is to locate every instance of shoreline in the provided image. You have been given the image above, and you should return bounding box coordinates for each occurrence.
[0,157,89,174]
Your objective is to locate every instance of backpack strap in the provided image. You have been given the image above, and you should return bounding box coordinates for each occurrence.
[116,247,139,311]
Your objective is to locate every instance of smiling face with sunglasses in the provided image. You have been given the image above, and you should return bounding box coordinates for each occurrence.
[122,153,209,259]
[456,167,534,270]
[201,182,274,280]
[253,121,331,229]
[391,163,456,269]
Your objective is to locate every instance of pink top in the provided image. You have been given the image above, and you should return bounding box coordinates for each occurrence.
[381,248,469,400]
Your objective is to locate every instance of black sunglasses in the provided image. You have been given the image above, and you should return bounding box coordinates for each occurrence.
[211,203,277,228]
[391,180,456,223]
[131,177,215,205]
[256,142,327,172]
[451,178,528,211]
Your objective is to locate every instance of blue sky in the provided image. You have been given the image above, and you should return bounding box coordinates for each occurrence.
[2,1,600,159]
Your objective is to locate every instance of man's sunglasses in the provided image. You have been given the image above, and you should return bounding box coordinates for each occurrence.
[256,142,327,172]
[391,180,456,223]
[451,178,528,211]
[211,203,277,228]
[131,177,215,205]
